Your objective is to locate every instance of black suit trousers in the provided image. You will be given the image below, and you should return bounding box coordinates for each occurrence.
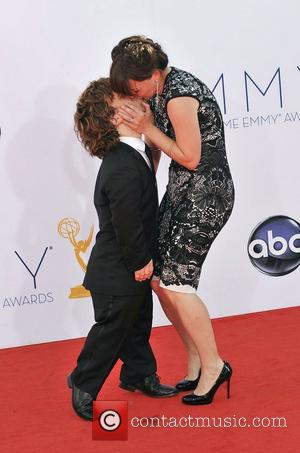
[72,287,157,398]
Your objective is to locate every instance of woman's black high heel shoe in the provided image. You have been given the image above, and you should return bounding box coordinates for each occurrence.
[176,370,201,392]
[182,361,232,405]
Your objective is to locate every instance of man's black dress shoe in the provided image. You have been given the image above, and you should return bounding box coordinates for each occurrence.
[176,371,201,392]
[67,373,94,421]
[182,361,232,405]
[120,373,179,398]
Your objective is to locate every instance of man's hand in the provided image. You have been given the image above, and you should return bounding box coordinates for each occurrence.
[135,259,153,282]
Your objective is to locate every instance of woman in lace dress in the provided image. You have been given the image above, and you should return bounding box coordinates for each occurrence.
[110,36,235,405]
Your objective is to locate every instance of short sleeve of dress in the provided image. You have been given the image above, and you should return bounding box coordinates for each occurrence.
[164,68,202,107]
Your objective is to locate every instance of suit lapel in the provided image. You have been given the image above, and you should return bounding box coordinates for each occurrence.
[118,141,154,176]
[144,144,155,174]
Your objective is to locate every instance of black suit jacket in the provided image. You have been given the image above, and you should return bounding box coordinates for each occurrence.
[83,141,158,295]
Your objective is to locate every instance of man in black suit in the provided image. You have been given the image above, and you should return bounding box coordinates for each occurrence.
[68,79,178,420]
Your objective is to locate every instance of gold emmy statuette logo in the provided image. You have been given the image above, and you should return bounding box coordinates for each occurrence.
[58,218,94,299]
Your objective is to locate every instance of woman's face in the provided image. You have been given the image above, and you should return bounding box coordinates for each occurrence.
[128,73,157,99]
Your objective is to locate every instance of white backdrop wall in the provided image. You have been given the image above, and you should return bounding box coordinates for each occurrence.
[0,0,299,348]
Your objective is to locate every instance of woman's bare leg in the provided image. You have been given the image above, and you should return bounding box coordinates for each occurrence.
[159,287,224,395]
[151,280,200,380]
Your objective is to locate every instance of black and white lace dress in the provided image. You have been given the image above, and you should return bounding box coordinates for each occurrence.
[149,67,235,293]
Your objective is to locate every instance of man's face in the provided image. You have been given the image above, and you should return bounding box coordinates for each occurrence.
[110,93,144,127]
[111,93,143,110]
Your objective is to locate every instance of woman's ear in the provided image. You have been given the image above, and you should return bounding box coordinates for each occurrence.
[152,69,161,82]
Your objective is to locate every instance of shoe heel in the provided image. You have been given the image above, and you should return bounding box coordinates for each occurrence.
[67,374,72,389]
[226,377,231,399]
[120,382,136,392]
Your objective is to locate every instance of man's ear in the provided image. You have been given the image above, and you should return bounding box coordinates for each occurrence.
[111,114,122,126]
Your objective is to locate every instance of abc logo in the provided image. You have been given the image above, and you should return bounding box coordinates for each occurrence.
[248,216,300,276]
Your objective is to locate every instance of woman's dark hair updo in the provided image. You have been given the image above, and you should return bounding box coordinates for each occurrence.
[110,35,169,95]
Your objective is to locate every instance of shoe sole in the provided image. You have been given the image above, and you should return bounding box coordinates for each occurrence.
[182,398,213,405]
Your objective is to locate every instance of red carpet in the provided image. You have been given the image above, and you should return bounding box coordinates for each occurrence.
[1,306,299,452]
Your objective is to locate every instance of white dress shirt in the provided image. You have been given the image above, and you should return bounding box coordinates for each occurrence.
[119,136,151,169]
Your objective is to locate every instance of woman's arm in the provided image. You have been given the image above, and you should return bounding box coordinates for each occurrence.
[118,97,201,170]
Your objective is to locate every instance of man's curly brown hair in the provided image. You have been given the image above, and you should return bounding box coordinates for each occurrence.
[74,78,119,158]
